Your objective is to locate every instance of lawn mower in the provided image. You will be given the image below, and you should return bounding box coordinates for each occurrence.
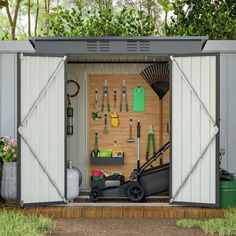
[90,135,170,202]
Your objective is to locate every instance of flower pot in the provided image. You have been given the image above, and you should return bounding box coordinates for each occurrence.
[220,180,236,208]
[1,161,17,202]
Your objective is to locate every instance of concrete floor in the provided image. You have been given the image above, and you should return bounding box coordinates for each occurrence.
[50,218,214,236]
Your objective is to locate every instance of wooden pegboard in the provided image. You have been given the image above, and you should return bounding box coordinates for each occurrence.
[88,74,170,180]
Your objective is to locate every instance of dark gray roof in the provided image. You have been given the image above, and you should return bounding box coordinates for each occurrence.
[29,36,208,55]
[30,36,208,42]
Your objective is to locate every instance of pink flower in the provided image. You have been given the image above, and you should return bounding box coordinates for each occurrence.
[1,138,4,142]
[11,139,17,147]
[3,146,8,151]
[3,152,6,155]
[12,149,15,153]
[13,154,16,158]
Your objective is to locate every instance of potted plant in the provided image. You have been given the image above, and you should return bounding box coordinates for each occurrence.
[0,136,17,202]
[219,149,236,208]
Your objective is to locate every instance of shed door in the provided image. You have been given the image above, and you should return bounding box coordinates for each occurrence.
[170,55,219,206]
[18,55,66,206]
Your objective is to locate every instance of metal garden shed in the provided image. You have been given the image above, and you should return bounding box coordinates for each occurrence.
[0,37,231,208]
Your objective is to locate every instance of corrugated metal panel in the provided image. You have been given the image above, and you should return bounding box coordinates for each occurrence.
[67,63,152,190]
[220,54,236,173]
[20,56,65,204]
[171,56,217,204]
[0,54,17,137]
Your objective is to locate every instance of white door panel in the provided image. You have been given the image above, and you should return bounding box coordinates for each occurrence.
[171,55,218,205]
[19,55,66,206]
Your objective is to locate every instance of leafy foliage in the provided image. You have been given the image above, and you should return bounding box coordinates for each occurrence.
[165,0,236,39]
[177,209,236,236]
[49,3,160,36]
[0,0,7,8]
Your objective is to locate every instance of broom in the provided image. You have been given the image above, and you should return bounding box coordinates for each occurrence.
[140,63,170,165]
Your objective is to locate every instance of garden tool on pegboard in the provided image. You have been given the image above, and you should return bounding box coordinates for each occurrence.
[113,88,117,110]
[67,80,80,135]
[91,131,100,157]
[126,117,135,143]
[110,88,120,127]
[120,80,128,112]
[145,125,156,162]
[101,80,110,112]
[103,112,109,135]
[92,89,102,120]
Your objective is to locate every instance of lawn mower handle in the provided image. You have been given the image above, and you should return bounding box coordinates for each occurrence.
[137,141,170,176]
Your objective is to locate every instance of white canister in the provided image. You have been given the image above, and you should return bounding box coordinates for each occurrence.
[67,161,79,201]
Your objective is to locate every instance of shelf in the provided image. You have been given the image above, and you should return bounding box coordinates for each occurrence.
[91,156,124,165]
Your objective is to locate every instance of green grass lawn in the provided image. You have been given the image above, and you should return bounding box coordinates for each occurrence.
[0,209,54,236]
[177,209,236,236]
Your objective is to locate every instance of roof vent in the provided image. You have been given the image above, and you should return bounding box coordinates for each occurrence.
[127,41,150,52]
[87,41,110,52]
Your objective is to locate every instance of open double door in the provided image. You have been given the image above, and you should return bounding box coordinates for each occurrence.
[17,54,219,207]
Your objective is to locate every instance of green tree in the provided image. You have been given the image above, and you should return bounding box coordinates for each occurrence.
[158,0,173,27]
[0,0,7,8]
[165,0,236,39]
[5,0,23,39]
[49,3,160,36]
[0,13,10,39]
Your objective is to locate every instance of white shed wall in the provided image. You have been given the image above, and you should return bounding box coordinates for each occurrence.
[220,54,236,174]
[0,54,17,137]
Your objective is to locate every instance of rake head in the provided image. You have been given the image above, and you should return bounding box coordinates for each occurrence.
[140,63,170,100]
